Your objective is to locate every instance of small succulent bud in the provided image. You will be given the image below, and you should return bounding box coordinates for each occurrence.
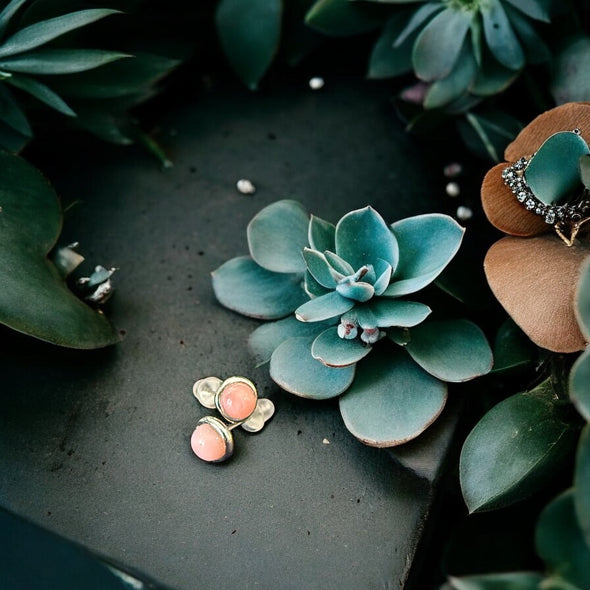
[360,327,380,344]
[338,319,358,340]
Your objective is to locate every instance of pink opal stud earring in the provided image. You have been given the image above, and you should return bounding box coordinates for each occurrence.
[191,376,275,463]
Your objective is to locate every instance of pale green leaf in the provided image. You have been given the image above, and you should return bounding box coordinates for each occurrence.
[311,326,372,367]
[8,75,75,116]
[481,0,524,70]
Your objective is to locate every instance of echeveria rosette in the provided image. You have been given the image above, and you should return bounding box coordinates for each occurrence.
[213,200,493,447]
[481,103,590,353]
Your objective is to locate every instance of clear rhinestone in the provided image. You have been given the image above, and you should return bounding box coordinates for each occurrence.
[525,199,536,210]
[517,191,527,202]
[545,210,556,224]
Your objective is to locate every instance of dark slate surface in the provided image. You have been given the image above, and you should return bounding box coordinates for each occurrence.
[0,74,456,589]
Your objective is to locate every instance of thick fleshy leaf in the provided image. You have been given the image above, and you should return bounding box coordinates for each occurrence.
[248,315,333,365]
[335,206,398,270]
[8,75,75,116]
[536,490,590,589]
[336,280,374,302]
[581,155,590,191]
[357,300,431,328]
[504,4,550,65]
[484,235,589,353]
[405,319,492,382]
[0,151,119,348]
[0,0,30,38]
[304,270,330,298]
[505,103,590,164]
[0,9,121,58]
[481,0,524,71]
[247,200,309,273]
[324,250,354,276]
[216,0,282,90]
[491,318,536,375]
[576,258,590,337]
[211,256,307,320]
[460,384,579,513]
[470,59,519,97]
[305,0,386,37]
[447,572,544,590]
[575,425,590,546]
[394,2,442,47]
[481,163,548,236]
[551,36,590,105]
[295,290,355,322]
[339,348,447,447]
[570,349,590,421]
[372,259,393,295]
[412,7,472,82]
[524,131,589,206]
[303,248,340,288]
[503,0,549,21]
[385,213,464,297]
[311,327,371,367]
[270,336,355,399]
[308,215,335,252]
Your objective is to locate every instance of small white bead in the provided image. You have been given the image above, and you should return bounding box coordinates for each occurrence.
[236,179,256,194]
[456,206,473,221]
[445,181,460,197]
[309,77,324,90]
[443,162,462,178]
[322,438,330,445]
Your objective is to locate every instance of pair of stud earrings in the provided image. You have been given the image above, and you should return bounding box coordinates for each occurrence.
[190,376,275,463]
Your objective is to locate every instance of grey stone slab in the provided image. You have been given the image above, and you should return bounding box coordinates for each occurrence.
[1,75,453,589]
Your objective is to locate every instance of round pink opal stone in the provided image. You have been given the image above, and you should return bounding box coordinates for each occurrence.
[219,381,257,422]
[191,423,227,462]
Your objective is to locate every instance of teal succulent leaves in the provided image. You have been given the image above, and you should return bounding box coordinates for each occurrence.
[212,200,492,446]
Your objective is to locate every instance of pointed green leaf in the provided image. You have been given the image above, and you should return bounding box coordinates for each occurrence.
[247,200,309,273]
[270,336,355,399]
[0,151,119,348]
[575,425,590,547]
[305,0,385,37]
[295,291,355,322]
[385,213,464,297]
[394,3,442,47]
[447,572,544,590]
[0,84,31,136]
[212,256,307,320]
[469,57,519,97]
[308,214,335,252]
[335,206,398,270]
[405,319,492,382]
[470,12,483,65]
[335,280,374,302]
[339,348,447,446]
[312,326,371,367]
[358,299,431,328]
[248,316,332,365]
[216,0,282,90]
[0,49,130,75]
[504,4,551,64]
[524,131,589,206]
[481,0,524,71]
[8,75,75,116]
[372,259,393,295]
[503,0,549,22]
[0,0,29,39]
[304,270,330,298]
[536,490,590,589]
[570,349,590,422]
[460,384,579,513]
[303,248,340,288]
[0,9,121,58]
[324,250,354,276]
[412,7,472,81]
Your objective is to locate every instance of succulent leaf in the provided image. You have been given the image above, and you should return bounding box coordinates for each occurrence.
[481,0,524,71]
[303,248,341,288]
[0,84,31,136]
[524,131,590,206]
[570,349,590,422]
[335,206,398,270]
[361,299,431,328]
[247,199,309,273]
[581,155,590,192]
[504,3,551,65]
[335,279,375,302]
[324,250,354,276]
[305,0,385,37]
[212,256,307,319]
[394,2,442,48]
[575,425,590,548]
[270,336,356,399]
[339,348,447,447]
[304,269,330,298]
[312,327,372,367]
[308,214,335,252]
[372,259,393,295]
[7,75,75,116]
[295,290,355,322]
[469,57,519,97]
[405,319,493,382]
[503,0,549,22]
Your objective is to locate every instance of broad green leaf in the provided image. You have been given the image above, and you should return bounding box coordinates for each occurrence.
[8,75,75,116]
[503,0,549,22]
[460,384,579,513]
[305,0,386,36]
[295,291,355,322]
[385,213,464,297]
[335,280,374,302]
[372,259,393,295]
[339,348,447,446]
[504,4,551,64]
[405,319,492,382]
[551,36,590,105]
[447,572,544,590]
[248,316,333,365]
[216,0,282,90]
[335,206,398,271]
[0,151,119,348]
[412,7,472,81]
[491,318,536,375]
[0,84,31,136]
[481,0,524,71]
[311,326,371,367]
[571,349,590,421]
[304,269,330,298]
[470,55,519,97]
[423,39,477,109]
[247,200,309,273]
[575,425,590,546]
[536,490,590,589]
[394,2,442,47]
[524,131,589,206]
[0,0,29,39]
[324,250,353,276]
[211,256,307,320]
[308,214,335,252]
[0,49,130,75]
[576,257,590,337]
[303,248,340,288]
[357,299,431,328]
[0,9,121,58]
[270,336,355,399]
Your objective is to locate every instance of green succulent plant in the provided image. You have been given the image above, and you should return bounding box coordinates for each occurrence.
[212,200,493,447]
